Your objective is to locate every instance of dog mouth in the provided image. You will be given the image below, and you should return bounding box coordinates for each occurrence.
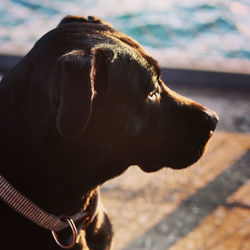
[139,147,204,172]
[168,129,214,170]
[208,130,214,139]
[139,129,214,172]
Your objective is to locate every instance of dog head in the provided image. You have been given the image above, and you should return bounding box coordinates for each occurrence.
[47,15,218,177]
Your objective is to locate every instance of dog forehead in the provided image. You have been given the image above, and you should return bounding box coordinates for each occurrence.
[107,42,157,77]
[110,31,161,74]
[108,47,153,82]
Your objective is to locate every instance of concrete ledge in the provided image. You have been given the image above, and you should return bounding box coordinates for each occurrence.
[1,54,250,90]
[0,54,22,73]
[162,68,250,90]
[149,50,250,75]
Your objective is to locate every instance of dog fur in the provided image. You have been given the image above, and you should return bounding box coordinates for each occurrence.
[0,15,218,250]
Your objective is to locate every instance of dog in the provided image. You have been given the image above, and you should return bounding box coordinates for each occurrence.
[0,15,218,250]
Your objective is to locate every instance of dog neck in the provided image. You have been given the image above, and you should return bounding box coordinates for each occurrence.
[0,174,99,248]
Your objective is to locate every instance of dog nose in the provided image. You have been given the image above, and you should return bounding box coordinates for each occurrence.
[202,108,219,131]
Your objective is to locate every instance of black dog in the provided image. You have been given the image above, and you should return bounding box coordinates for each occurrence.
[0,16,218,250]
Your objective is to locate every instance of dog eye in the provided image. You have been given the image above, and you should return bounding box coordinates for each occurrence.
[148,89,160,101]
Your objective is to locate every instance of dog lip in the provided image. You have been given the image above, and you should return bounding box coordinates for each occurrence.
[139,163,164,173]
[209,130,214,139]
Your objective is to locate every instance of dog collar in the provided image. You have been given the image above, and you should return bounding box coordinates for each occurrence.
[0,175,99,249]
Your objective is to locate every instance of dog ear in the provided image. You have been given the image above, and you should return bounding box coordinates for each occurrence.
[91,48,114,107]
[55,49,113,139]
[56,51,94,139]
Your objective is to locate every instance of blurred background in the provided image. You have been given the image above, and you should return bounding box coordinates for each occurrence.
[0,1,250,249]
[1,0,250,73]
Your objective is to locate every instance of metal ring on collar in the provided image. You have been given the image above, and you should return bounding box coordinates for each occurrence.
[51,218,77,249]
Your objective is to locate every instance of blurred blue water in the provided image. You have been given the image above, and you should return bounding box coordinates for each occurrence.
[0,0,250,61]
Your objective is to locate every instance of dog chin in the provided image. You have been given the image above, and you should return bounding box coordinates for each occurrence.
[139,162,190,172]
[139,145,207,172]
[139,160,193,173]
[139,164,165,173]
[170,145,207,170]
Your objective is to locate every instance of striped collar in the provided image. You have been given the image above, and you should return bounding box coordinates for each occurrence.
[0,175,99,249]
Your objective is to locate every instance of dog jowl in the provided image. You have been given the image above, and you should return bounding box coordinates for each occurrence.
[0,15,218,250]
